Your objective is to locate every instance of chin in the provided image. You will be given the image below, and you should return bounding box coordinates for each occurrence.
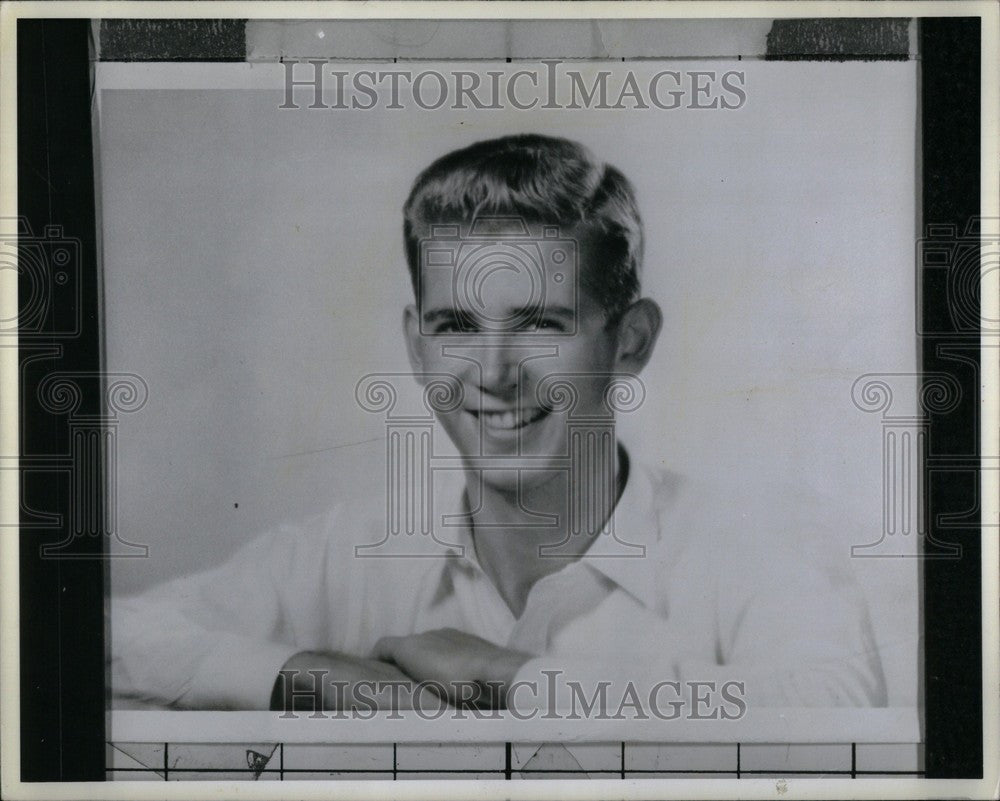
[436,413,571,489]
[475,463,566,496]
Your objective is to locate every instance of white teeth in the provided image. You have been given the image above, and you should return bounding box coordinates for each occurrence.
[523,407,545,424]
[478,408,546,431]
[482,411,516,430]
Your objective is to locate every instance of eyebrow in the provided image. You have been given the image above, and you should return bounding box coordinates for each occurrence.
[421,305,577,323]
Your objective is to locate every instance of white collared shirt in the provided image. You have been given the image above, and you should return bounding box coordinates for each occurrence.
[111,458,887,710]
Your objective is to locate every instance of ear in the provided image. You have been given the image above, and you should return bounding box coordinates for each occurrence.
[612,298,663,374]
[402,304,428,380]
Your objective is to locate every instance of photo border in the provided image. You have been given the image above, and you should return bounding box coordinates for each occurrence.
[1,2,997,799]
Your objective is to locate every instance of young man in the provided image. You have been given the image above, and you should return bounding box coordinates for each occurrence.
[112,134,886,714]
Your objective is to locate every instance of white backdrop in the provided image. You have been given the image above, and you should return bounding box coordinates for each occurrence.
[98,60,919,707]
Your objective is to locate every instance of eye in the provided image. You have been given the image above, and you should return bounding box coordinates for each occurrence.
[433,319,481,335]
[536,318,567,332]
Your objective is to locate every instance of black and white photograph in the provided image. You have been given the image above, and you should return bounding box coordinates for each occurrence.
[2,3,997,798]
[103,27,917,729]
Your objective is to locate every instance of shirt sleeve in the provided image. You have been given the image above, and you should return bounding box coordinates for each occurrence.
[687,554,889,708]
[110,511,343,710]
[510,537,887,713]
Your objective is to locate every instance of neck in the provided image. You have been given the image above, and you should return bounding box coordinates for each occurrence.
[467,444,628,618]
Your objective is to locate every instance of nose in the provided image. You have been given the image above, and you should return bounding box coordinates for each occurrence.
[476,345,518,397]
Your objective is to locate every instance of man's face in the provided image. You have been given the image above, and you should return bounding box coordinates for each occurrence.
[405,227,623,493]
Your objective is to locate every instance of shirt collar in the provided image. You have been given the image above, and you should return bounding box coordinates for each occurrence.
[578,454,663,610]
[432,467,479,564]
[428,446,666,609]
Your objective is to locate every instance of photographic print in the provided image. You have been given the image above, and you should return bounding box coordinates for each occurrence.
[2,3,996,799]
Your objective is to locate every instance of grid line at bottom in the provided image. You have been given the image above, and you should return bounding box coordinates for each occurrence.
[106,741,926,780]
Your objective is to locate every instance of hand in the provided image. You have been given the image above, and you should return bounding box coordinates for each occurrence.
[372,628,532,708]
[270,650,438,713]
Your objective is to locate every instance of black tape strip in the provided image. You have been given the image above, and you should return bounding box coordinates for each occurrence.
[99,19,246,61]
[766,18,911,60]
[96,18,912,63]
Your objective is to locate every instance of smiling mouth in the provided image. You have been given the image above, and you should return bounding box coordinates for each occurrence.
[468,407,549,431]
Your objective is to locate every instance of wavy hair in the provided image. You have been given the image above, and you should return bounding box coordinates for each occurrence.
[402,134,643,324]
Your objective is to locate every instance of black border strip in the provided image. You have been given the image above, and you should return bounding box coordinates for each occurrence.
[920,16,983,779]
[18,19,107,781]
